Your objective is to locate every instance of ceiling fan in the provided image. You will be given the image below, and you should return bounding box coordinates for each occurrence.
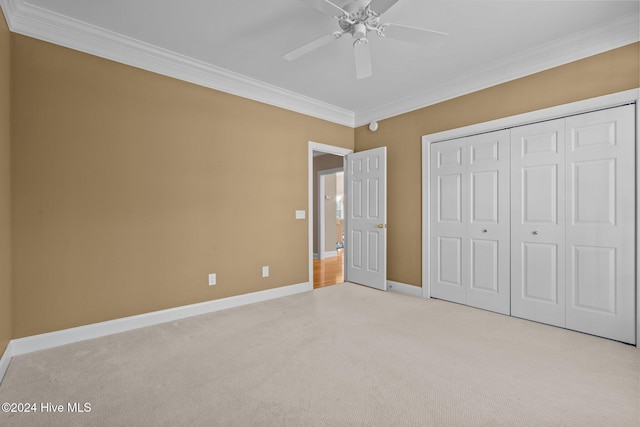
[283,0,448,79]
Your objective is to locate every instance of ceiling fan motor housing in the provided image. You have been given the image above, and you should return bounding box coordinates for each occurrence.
[339,0,381,39]
[351,23,367,39]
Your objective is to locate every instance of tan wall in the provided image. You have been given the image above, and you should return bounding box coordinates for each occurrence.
[355,42,640,287]
[11,35,354,338]
[312,154,343,254]
[0,9,11,354]
[6,29,639,338]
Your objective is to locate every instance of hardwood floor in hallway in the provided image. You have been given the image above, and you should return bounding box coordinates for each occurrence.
[313,250,343,288]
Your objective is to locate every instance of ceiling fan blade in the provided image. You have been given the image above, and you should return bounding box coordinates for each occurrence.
[353,39,373,80]
[368,0,401,14]
[283,32,343,61]
[297,0,348,17]
[378,23,448,48]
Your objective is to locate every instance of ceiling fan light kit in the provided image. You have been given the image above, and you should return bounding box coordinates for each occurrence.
[285,0,448,79]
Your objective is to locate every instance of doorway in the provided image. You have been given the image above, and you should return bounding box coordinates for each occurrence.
[316,169,344,288]
[318,169,344,259]
[308,142,352,289]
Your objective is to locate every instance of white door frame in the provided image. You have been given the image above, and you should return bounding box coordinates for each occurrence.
[422,88,640,347]
[318,167,343,260]
[308,142,353,289]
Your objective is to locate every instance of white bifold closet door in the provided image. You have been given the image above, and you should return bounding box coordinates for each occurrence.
[565,106,635,343]
[510,118,567,327]
[511,105,635,344]
[430,130,511,315]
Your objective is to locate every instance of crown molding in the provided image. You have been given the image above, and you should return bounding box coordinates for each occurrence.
[354,13,640,127]
[0,0,356,127]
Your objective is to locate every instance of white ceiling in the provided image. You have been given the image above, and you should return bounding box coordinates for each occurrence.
[1,0,638,126]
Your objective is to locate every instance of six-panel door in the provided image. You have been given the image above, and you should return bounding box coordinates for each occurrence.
[467,131,511,314]
[430,130,511,314]
[430,137,466,304]
[510,118,566,327]
[564,106,635,343]
[346,147,387,291]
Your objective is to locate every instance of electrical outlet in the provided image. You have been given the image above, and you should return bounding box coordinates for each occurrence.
[262,266,269,278]
[208,273,216,286]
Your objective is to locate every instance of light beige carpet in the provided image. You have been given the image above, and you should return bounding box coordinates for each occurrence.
[0,282,638,426]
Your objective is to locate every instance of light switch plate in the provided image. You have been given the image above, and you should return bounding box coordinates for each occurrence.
[208,273,216,286]
[295,210,306,219]
[262,266,269,277]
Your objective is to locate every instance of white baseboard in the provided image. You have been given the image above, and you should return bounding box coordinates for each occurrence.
[387,281,422,298]
[9,282,311,358]
[0,341,13,385]
[323,250,338,258]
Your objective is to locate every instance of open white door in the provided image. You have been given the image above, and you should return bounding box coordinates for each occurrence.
[345,147,387,290]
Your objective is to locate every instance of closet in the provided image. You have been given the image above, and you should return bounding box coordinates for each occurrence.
[429,104,636,344]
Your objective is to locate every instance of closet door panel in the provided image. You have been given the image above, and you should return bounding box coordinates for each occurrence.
[511,119,566,327]
[466,130,510,315]
[430,138,467,304]
[565,105,636,344]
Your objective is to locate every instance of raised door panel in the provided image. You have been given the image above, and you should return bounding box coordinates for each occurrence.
[570,245,616,314]
[470,171,498,223]
[522,165,558,225]
[350,229,363,269]
[438,174,462,223]
[565,105,635,344]
[438,146,463,168]
[366,156,382,221]
[521,242,559,304]
[366,230,380,273]
[438,237,462,287]
[571,159,615,226]
[469,238,498,293]
[511,119,566,327]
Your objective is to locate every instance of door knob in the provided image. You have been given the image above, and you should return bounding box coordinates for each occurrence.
[532,231,539,235]
[482,229,487,233]
[377,224,386,229]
